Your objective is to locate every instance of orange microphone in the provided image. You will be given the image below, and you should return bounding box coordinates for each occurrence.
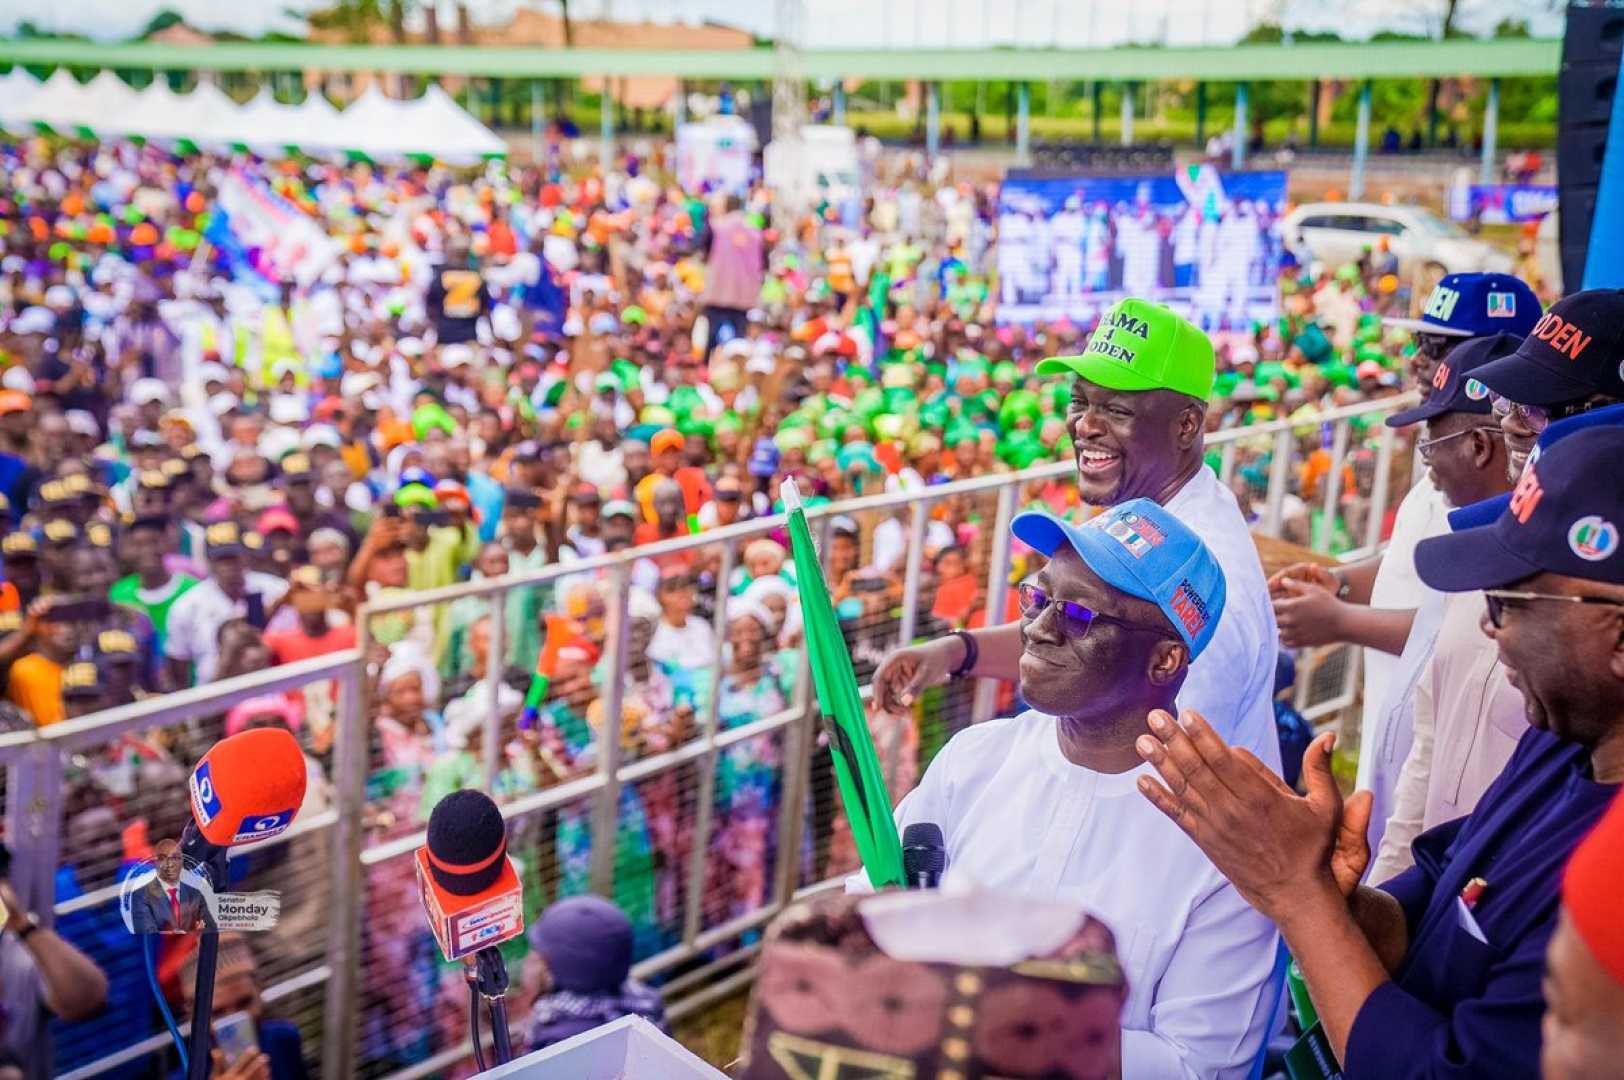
[415,788,525,963]
[187,727,308,847]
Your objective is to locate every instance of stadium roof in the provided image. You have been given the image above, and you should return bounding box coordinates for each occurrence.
[0,37,1560,83]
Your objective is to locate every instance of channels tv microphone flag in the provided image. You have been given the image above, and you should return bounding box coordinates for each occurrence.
[781,478,905,888]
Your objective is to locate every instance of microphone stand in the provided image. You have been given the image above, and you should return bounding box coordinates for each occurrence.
[181,824,229,1080]
[474,946,514,1066]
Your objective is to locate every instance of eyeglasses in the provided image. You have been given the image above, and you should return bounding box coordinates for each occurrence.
[1489,394,1557,433]
[1483,589,1624,629]
[1017,582,1171,641]
[1416,426,1503,461]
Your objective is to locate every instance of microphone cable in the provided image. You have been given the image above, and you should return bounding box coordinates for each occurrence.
[145,932,189,1074]
[467,966,488,1074]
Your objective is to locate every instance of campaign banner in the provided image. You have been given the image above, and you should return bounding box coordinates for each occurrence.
[213,168,339,287]
[1447,183,1559,225]
[997,166,1288,331]
[215,891,282,932]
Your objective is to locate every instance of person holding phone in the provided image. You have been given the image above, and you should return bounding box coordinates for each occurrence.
[0,868,108,1078]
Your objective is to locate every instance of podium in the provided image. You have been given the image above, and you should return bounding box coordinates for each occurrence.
[477,1016,726,1079]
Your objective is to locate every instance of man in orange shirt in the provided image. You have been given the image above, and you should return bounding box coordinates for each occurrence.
[5,600,82,727]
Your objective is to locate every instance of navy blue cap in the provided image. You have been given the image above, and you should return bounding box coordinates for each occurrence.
[1383,273,1541,339]
[1416,427,1624,591]
[1386,332,1520,428]
[1473,290,1624,408]
[748,437,780,478]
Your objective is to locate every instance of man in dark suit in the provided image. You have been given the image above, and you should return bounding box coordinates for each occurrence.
[130,839,215,934]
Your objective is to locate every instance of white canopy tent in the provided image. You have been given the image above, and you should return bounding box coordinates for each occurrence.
[0,71,507,162]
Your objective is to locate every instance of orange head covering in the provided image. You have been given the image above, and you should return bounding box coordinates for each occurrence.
[1565,789,1624,986]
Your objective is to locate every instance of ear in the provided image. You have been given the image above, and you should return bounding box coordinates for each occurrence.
[1470,427,1500,470]
[1148,639,1188,687]
[1176,402,1205,450]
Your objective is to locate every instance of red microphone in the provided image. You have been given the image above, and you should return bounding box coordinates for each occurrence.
[187,727,308,847]
[416,789,524,962]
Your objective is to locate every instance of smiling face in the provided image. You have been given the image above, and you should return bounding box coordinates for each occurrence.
[1017,548,1185,724]
[1065,380,1203,507]
[1542,911,1624,1080]
[1483,572,1624,743]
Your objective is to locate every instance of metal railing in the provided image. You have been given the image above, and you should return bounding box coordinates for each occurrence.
[18,392,1413,1078]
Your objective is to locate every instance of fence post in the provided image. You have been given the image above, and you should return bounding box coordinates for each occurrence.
[681,539,736,946]
[1262,427,1295,538]
[971,484,1018,723]
[1315,419,1351,554]
[321,650,369,1080]
[588,564,632,897]
[895,501,929,647]
[1365,421,1398,552]
[484,587,507,791]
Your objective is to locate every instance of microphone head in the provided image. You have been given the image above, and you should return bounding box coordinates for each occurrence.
[188,727,308,847]
[426,789,508,896]
[902,822,947,881]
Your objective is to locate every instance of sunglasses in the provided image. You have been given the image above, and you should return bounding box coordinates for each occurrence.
[1017,582,1171,641]
[1483,589,1624,629]
[716,488,743,501]
[1413,331,1459,359]
[1489,394,1557,433]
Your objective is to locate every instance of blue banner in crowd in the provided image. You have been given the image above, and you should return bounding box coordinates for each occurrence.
[1448,184,1559,224]
[996,167,1288,332]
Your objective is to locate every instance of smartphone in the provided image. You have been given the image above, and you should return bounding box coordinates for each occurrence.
[412,509,451,528]
[43,596,110,622]
[213,1011,257,1065]
[379,504,402,520]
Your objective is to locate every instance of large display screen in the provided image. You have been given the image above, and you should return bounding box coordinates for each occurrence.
[997,166,1288,330]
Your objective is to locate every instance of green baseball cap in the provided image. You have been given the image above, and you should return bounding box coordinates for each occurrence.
[1036,299,1215,401]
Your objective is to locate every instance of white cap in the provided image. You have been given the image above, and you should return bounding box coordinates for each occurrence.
[340,371,382,398]
[302,424,343,450]
[8,308,54,335]
[131,378,172,406]
[440,343,475,369]
[397,337,425,358]
[258,426,302,464]
[208,392,239,416]
[64,409,99,439]
[199,361,231,385]
[44,285,75,309]
[268,395,309,425]
[2,367,35,394]
[269,357,303,382]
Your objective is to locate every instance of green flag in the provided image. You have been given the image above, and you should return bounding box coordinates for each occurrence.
[782,480,906,888]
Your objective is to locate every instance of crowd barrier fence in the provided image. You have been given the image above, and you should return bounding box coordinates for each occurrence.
[5,392,1414,1077]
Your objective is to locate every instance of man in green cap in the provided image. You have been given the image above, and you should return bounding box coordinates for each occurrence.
[873,297,1282,766]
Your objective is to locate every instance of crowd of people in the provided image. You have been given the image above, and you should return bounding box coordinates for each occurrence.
[0,122,1616,1080]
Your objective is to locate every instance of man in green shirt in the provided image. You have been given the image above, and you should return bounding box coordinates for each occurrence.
[109,517,197,658]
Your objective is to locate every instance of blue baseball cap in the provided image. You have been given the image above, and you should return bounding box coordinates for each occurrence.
[1383,273,1541,339]
[1011,499,1227,659]
[748,437,780,478]
[1386,332,1520,428]
[1416,427,1624,591]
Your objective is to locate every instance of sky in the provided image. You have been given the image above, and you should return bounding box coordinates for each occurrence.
[0,0,1567,48]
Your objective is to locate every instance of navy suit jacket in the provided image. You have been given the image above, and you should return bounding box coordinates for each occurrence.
[130,878,215,934]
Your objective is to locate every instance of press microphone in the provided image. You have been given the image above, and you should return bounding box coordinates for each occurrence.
[181,727,309,1080]
[416,789,523,1066]
[902,822,947,889]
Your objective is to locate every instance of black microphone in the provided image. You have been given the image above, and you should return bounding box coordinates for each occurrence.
[902,822,947,889]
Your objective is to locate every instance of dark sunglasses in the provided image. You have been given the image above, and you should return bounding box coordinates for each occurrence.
[1017,582,1171,641]
[1484,589,1624,629]
[1413,331,1459,359]
[716,488,743,501]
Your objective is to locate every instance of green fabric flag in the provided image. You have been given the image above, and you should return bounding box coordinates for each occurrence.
[782,480,905,888]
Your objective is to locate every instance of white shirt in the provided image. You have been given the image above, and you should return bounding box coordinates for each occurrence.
[1163,466,1282,770]
[1355,475,1447,799]
[1360,588,1447,866]
[646,616,717,669]
[853,710,1279,1078]
[164,573,290,684]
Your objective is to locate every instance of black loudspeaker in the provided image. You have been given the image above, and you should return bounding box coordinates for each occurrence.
[1558,1,1624,290]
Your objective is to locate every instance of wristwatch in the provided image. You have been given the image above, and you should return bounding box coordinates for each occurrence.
[1331,569,1352,600]
[947,630,979,680]
[13,911,39,941]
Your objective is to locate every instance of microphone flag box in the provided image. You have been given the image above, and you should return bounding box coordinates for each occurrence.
[414,848,524,961]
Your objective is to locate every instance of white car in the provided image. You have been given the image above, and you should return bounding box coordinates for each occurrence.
[1281,202,1514,287]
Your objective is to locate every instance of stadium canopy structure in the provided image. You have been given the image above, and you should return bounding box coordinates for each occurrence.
[0,37,1560,81]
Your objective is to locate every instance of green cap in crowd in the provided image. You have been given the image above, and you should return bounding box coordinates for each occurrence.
[1037,298,1215,401]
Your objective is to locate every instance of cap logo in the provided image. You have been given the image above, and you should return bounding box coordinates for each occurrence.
[1509,466,1545,525]
[1568,516,1618,562]
[1093,509,1165,558]
[1085,308,1152,365]
[1170,580,1210,638]
[1486,291,1517,317]
[1531,312,1593,361]
[1431,363,1451,391]
[1464,378,1489,401]
[1423,285,1461,322]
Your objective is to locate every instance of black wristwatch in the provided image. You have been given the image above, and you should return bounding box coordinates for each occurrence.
[948,630,979,680]
[14,912,39,941]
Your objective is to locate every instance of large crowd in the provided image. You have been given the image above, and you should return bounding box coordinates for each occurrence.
[1,125,1620,1080]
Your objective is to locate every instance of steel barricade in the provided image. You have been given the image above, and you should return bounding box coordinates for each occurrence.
[25,393,1413,1077]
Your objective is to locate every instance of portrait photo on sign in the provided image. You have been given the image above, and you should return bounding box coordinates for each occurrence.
[120,839,219,935]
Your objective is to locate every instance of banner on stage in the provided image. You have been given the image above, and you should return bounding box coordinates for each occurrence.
[1448,183,1558,225]
[997,167,1289,332]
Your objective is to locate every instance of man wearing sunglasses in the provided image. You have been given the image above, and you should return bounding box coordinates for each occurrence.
[1471,289,1624,482]
[861,498,1278,1077]
[873,298,1283,768]
[1135,427,1624,1078]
